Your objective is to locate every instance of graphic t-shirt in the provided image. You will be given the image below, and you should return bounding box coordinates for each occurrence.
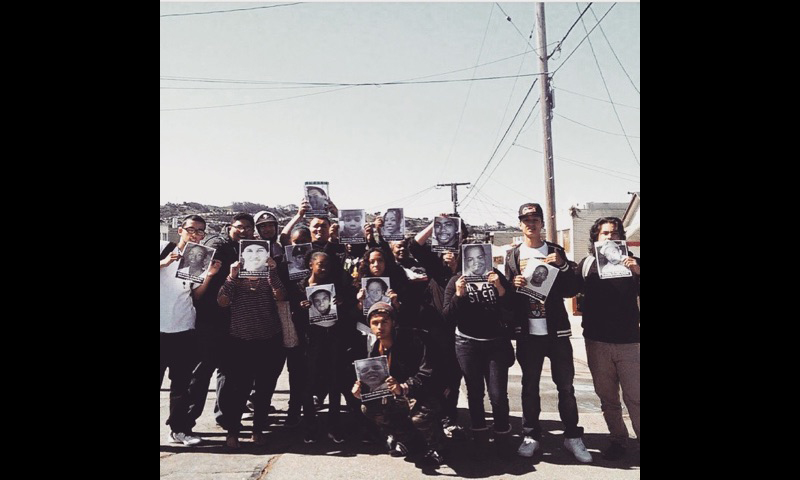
[519,243,549,335]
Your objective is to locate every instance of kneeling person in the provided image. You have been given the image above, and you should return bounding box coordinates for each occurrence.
[352,302,445,466]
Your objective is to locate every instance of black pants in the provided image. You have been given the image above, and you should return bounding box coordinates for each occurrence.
[160,330,198,434]
[216,336,285,434]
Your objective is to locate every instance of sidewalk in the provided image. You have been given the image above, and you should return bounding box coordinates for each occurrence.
[161,316,639,479]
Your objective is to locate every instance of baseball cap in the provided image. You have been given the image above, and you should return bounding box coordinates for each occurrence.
[367,301,395,320]
[518,203,544,220]
[254,210,278,226]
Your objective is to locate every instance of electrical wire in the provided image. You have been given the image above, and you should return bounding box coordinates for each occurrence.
[547,3,593,60]
[576,3,639,166]
[553,86,639,109]
[513,143,639,182]
[160,86,354,112]
[438,3,495,184]
[551,3,616,76]
[160,3,303,18]
[589,5,639,94]
[494,3,536,52]
[554,113,640,138]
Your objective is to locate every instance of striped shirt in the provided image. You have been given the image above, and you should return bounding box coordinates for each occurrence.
[218,269,285,341]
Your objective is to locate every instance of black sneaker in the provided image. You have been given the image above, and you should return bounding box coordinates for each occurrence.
[422,449,444,467]
[602,442,627,461]
[285,411,302,428]
[391,441,409,457]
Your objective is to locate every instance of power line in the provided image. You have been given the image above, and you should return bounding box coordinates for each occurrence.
[160,3,303,18]
[554,112,640,138]
[368,185,438,212]
[160,86,354,112]
[551,3,616,76]
[576,3,639,166]
[438,3,495,184]
[553,86,639,109]
[547,3,594,60]
[589,4,640,94]
[160,72,539,88]
[513,143,639,182]
[494,3,536,52]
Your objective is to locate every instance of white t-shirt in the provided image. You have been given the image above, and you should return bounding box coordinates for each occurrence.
[518,243,549,335]
[160,241,196,333]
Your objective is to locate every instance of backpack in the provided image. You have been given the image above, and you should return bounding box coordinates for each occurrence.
[160,242,177,260]
[581,255,595,279]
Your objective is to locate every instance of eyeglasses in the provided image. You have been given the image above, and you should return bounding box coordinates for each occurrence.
[183,227,206,237]
[231,224,254,232]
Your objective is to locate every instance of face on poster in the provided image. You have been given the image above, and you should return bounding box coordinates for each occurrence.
[339,209,366,242]
[432,215,460,251]
[517,257,559,302]
[176,242,216,284]
[239,239,270,277]
[361,276,391,314]
[381,208,405,240]
[595,239,632,279]
[462,243,492,280]
[286,243,312,276]
[304,181,329,213]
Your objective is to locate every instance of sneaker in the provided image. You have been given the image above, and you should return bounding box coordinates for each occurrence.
[443,424,466,440]
[252,432,268,446]
[285,412,302,428]
[226,434,241,449]
[328,431,345,444]
[169,431,203,446]
[564,437,593,463]
[517,436,540,457]
[422,449,444,467]
[602,442,627,461]
[391,441,409,458]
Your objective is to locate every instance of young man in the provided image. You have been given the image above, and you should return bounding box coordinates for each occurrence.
[504,202,592,463]
[577,217,640,460]
[352,302,445,467]
[185,213,255,432]
[160,215,221,446]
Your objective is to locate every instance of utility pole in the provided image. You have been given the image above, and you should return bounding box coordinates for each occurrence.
[536,2,557,243]
[437,182,471,215]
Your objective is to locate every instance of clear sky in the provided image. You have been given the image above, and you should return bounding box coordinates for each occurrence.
[160,1,640,228]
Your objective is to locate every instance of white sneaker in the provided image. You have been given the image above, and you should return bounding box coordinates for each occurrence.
[517,436,540,457]
[563,437,593,463]
[169,431,203,446]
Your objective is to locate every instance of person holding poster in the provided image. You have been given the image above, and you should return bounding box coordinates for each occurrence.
[504,202,591,463]
[352,302,445,467]
[577,217,640,461]
[290,251,357,444]
[160,215,221,447]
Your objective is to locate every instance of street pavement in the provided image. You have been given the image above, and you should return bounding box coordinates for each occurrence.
[161,315,639,479]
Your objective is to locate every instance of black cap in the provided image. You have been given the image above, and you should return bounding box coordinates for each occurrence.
[518,203,544,219]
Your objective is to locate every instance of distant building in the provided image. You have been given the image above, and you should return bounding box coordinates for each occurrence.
[622,192,640,257]
[160,223,169,242]
[557,201,629,263]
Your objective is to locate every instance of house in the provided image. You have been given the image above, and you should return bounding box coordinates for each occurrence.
[622,192,640,257]
[557,202,629,263]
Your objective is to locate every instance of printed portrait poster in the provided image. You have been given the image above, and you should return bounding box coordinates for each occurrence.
[517,256,559,302]
[304,181,330,218]
[354,355,393,402]
[238,240,271,278]
[306,283,337,327]
[361,277,391,314]
[431,215,461,253]
[462,243,492,283]
[381,208,405,242]
[175,242,216,285]
[595,240,632,279]
[339,209,366,244]
[285,243,312,280]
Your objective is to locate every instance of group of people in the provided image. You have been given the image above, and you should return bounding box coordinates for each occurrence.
[160,196,640,467]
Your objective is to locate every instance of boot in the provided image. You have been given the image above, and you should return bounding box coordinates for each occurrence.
[471,428,491,460]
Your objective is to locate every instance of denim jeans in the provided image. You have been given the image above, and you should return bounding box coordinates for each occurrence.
[516,335,584,439]
[454,334,514,432]
[585,339,640,444]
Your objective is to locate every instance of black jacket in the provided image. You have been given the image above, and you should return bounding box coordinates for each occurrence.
[368,328,440,400]
[504,241,581,338]
[577,254,640,344]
